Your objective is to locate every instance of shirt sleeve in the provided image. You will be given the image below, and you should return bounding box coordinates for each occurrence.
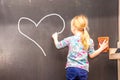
[88,39,95,54]
[55,37,70,49]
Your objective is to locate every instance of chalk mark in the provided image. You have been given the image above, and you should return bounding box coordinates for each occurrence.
[18,13,65,56]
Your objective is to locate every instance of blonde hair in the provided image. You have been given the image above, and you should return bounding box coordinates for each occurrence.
[71,14,90,50]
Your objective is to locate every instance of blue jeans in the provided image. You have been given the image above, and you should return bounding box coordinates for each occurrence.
[66,67,88,80]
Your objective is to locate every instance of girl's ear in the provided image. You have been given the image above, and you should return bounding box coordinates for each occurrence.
[71,26,76,34]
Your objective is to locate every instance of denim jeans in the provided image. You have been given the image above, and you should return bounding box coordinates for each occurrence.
[66,67,88,80]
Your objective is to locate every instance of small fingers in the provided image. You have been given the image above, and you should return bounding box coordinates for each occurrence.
[52,32,58,38]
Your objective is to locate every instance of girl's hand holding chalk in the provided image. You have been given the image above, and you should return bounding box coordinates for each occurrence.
[52,32,58,39]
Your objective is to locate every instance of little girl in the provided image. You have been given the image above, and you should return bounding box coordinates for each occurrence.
[52,14,108,80]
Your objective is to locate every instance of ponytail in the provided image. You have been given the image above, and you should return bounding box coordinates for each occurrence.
[81,28,90,50]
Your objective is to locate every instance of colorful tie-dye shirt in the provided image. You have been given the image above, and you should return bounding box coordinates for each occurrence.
[55,35,95,71]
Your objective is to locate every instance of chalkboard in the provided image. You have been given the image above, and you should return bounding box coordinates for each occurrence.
[0,0,118,80]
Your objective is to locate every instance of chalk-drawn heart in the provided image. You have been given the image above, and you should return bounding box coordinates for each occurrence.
[18,13,65,56]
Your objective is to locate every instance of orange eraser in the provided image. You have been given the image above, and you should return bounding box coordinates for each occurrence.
[98,37,109,52]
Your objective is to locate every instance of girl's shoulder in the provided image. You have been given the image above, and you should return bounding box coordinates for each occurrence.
[89,38,94,42]
[64,35,74,40]
[63,35,76,41]
[89,38,94,44]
